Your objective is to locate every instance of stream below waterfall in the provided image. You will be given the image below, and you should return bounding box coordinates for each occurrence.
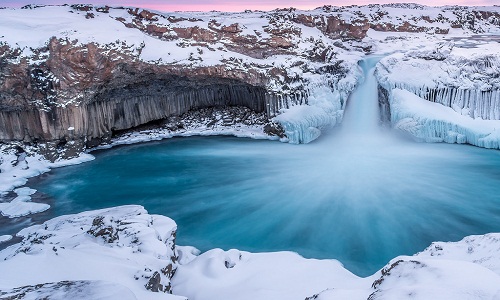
[2,57,500,277]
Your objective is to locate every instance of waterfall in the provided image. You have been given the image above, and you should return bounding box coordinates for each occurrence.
[341,56,383,136]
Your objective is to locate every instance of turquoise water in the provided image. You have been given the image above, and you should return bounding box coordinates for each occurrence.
[25,134,500,276]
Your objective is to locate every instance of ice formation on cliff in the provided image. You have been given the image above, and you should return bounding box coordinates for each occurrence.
[389,88,500,148]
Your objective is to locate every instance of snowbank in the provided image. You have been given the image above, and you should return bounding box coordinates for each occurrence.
[0,205,183,300]
[1,206,499,300]
[0,235,12,243]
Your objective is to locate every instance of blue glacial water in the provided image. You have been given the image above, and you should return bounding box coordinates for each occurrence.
[6,56,500,277]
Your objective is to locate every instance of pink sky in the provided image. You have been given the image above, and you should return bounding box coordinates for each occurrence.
[3,0,497,11]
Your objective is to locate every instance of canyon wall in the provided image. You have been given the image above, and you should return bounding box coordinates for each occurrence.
[1,4,500,158]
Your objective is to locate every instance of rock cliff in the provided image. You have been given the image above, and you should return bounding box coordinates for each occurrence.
[1,4,500,158]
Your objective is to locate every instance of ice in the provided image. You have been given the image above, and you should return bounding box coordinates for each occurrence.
[377,48,500,121]
[273,86,346,144]
[389,88,500,149]
[274,104,334,144]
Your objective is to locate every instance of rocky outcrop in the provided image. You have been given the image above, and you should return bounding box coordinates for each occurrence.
[378,85,391,124]
[0,5,357,159]
[0,38,276,158]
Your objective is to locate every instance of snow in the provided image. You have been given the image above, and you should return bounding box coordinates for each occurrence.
[389,88,500,149]
[0,235,12,243]
[0,146,94,196]
[368,257,500,300]
[0,281,138,300]
[172,248,368,300]
[416,233,500,275]
[96,120,278,150]
[0,187,49,218]
[2,206,500,300]
[0,205,184,300]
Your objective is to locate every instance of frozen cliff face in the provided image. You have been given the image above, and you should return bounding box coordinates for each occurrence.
[375,38,500,148]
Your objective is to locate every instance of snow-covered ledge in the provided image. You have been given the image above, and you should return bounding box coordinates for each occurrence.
[1,206,499,300]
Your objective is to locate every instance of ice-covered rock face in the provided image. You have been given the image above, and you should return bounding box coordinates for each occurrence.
[376,43,500,121]
[376,38,500,149]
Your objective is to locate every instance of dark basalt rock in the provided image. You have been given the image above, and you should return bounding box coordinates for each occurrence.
[145,271,168,293]
[264,122,286,138]
[87,216,119,243]
[377,85,391,125]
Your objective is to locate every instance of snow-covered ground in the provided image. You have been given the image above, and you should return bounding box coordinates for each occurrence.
[0,206,499,300]
[0,206,183,300]
[0,145,95,218]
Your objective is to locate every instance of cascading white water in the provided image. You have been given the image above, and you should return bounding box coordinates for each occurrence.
[341,56,383,136]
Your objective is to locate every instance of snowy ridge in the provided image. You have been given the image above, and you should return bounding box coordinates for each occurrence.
[1,206,499,300]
